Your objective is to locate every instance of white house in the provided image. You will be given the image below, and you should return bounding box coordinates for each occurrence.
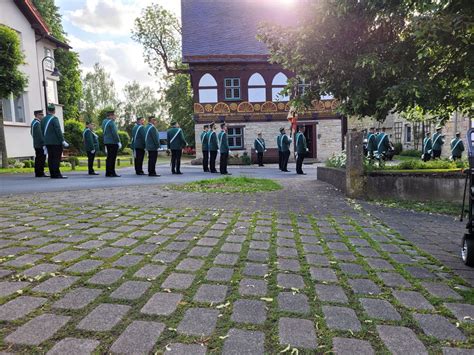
[0,0,70,158]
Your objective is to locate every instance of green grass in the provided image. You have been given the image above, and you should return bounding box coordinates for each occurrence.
[375,168,462,174]
[394,155,419,161]
[170,176,282,193]
[370,198,463,216]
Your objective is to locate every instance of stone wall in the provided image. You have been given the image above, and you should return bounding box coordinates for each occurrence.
[317,119,343,161]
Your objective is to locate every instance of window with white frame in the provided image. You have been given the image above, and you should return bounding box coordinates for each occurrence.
[405,125,412,143]
[227,126,244,149]
[198,73,218,103]
[44,48,54,71]
[1,94,26,123]
[248,73,266,102]
[298,79,310,97]
[224,78,240,100]
[272,72,289,102]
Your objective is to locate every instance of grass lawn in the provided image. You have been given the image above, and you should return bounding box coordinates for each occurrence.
[370,198,463,216]
[393,155,419,161]
[170,176,282,193]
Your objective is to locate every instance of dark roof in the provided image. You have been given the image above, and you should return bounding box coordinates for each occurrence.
[181,0,300,63]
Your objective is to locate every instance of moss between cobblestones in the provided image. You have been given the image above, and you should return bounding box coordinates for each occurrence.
[169,176,282,193]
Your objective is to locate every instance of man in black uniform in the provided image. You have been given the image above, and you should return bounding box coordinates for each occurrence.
[31,109,47,177]
[200,124,210,172]
[208,122,218,173]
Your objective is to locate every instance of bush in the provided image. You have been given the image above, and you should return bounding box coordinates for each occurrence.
[22,159,34,168]
[399,149,422,157]
[118,131,130,152]
[67,156,80,167]
[64,119,84,154]
[121,147,132,156]
[326,151,346,168]
[7,158,16,165]
[384,159,467,171]
[59,162,71,168]
[183,146,196,156]
[241,151,251,165]
[393,143,403,155]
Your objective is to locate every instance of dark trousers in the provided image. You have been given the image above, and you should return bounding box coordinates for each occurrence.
[34,147,46,177]
[105,144,118,176]
[202,150,209,172]
[452,155,461,161]
[46,145,62,178]
[422,153,431,162]
[432,150,441,159]
[171,149,182,173]
[257,152,264,166]
[87,151,96,173]
[134,148,145,174]
[296,152,305,174]
[278,151,283,170]
[148,150,157,175]
[220,152,229,174]
[281,151,290,171]
[210,150,218,172]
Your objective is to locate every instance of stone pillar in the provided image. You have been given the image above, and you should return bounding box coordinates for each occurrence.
[345,130,366,198]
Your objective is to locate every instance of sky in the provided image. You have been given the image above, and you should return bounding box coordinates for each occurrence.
[55,0,182,98]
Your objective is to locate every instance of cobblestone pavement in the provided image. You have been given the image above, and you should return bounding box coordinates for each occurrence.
[0,178,472,354]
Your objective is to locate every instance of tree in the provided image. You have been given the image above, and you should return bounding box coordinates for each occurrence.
[258,0,473,123]
[32,0,82,120]
[82,63,118,123]
[0,25,28,167]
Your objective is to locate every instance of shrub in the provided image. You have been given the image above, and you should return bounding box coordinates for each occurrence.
[59,162,71,168]
[399,149,422,157]
[64,119,84,154]
[7,158,16,165]
[22,160,34,168]
[326,151,346,168]
[13,161,23,168]
[121,147,132,156]
[67,156,80,167]
[241,151,251,165]
[118,131,130,152]
[393,143,403,155]
[384,159,466,171]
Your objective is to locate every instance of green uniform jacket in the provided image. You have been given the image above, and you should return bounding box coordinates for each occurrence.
[451,138,465,157]
[295,132,307,154]
[432,132,444,151]
[41,114,64,145]
[281,134,291,152]
[131,124,146,149]
[102,118,120,144]
[277,135,282,152]
[208,131,218,151]
[201,131,209,151]
[422,137,432,154]
[218,131,229,154]
[254,138,266,153]
[376,133,390,154]
[31,119,44,148]
[367,133,376,152]
[83,128,99,152]
[167,127,187,150]
[145,124,160,151]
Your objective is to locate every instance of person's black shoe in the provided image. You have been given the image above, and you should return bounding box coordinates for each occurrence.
[172,171,176,174]
[259,164,264,167]
[89,172,99,175]
[210,171,218,173]
[108,174,121,177]
[149,174,160,177]
[136,172,145,176]
[51,175,68,179]
[283,170,290,172]
[297,172,306,175]
[176,172,183,175]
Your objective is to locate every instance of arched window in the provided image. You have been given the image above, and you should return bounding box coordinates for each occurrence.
[198,73,218,103]
[272,72,289,102]
[248,73,266,102]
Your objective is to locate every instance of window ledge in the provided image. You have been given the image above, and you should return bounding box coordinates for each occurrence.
[4,122,29,127]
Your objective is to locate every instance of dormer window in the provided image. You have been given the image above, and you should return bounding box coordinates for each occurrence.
[224,78,240,100]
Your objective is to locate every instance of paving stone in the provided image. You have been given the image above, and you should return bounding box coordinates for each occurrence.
[231,299,267,324]
[413,313,466,341]
[340,263,368,276]
[65,259,103,273]
[306,254,330,266]
[405,266,436,279]
[5,313,70,346]
[276,247,298,257]
[243,263,268,277]
[302,244,323,253]
[0,246,29,256]
[239,278,267,296]
[22,263,60,277]
[366,258,394,270]
[176,258,205,272]
[0,281,30,297]
[92,247,123,258]
[0,269,13,278]
[333,251,357,261]
[188,246,213,257]
[310,267,338,282]
[360,298,401,320]
[163,343,207,354]
[161,273,195,290]
[278,317,317,349]
[36,243,69,254]
[348,279,381,295]
[328,242,348,251]
[277,238,296,247]
[376,272,411,287]
[141,292,182,315]
[390,253,415,264]
[77,303,130,331]
[112,237,137,247]
[113,255,143,267]
[247,250,269,262]
[153,251,180,263]
[278,292,310,314]
[445,303,474,323]
[277,258,301,271]
[377,325,427,355]
[197,238,219,247]
[332,337,375,355]
[442,347,474,355]
[177,308,219,336]
[222,328,264,355]
[52,250,86,262]
[301,236,318,244]
[250,241,270,250]
[53,287,102,309]
[323,305,361,331]
[214,253,239,265]
[315,284,348,303]
[194,284,228,303]
[110,320,165,354]
[277,273,305,289]
[0,296,47,320]
[32,276,79,294]
[4,254,43,267]
[392,290,434,310]
[76,240,106,249]
[226,235,246,243]
[110,281,151,300]
[356,247,380,257]
[88,268,124,285]
[421,282,462,300]
[134,264,166,280]
[206,267,234,282]
[379,243,403,253]
[47,338,100,355]
[221,243,242,253]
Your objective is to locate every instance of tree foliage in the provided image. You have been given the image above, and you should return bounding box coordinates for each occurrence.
[258,0,473,123]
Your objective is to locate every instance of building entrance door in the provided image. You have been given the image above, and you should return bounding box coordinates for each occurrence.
[303,124,317,159]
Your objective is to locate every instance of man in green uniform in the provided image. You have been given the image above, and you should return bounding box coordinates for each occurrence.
[432,126,445,159]
[254,132,266,166]
[102,110,121,177]
[41,104,69,179]
[422,132,433,162]
[277,128,283,170]
[218,122,231,175]
[295,125,308,175]
[201,124,210,172]
[280,127,292,172]
[208,122,218,173]
[83,122,99,175]
[167,121,187,175]
[376,127,390,161]
[451,132,465,161]
[31,109,47,177]
[366,127,376,160]
[131,117,146,175]
[145,116,160,177]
